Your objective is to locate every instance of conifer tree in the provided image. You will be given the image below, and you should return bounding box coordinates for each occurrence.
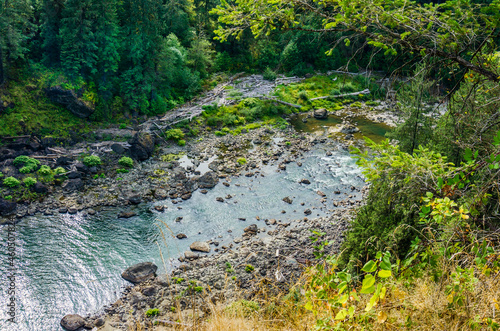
[0,0,32,84]
[60,0,98,79]
[40,0,64,67]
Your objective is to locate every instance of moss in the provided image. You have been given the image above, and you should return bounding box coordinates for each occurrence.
[160,153,184,162]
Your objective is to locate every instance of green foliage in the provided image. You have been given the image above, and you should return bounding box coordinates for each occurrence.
[237,158,247,165]
[165,128,185,142]
[23,177,37,188]
[54,167,67,175]
[225,262,234,273]
[263,67,277,81]
[225,300,260,317]
[245,264,254,273]
[145,308,159,317]
[177,140,186,146]
[14,156,40,173]
[3,177,20,188]
[118,157,134,168]
[194,286,204,293]
[343,139,457,267]
[83,155,101,167]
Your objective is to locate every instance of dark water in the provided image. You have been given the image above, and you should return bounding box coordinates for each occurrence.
[0,148,365,331]
[290,113,392,142]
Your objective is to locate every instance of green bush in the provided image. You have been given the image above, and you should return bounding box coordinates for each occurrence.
[14,156,40,173]
[245,264,254,272]
[263,67,277,81]
[54,167,67,175]
[37,165,53,176]
[83,155,102,167]
[118,157,134,168]
[177,139,186,146]
[3,177,20,188]
[237,158,247,165]
[0,172,3,178]
[145,308,159,317]
[165,128,185,142]
[23,177,37,188]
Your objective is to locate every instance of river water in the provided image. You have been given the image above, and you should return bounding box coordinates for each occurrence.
[0,145,367,330]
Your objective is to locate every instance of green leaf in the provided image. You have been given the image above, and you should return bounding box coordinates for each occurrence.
[362,260,377,273]
[378,269,392,278]
[304,301,313,311]
[344,38,351,46]
[360,274,376,293]
[335,309,348,320]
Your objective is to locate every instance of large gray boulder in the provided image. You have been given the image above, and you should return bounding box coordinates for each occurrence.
[45,86,95,119]
[121,262,157,283]
[197,171,218,189]
[60,314,85,331]
[129,131,155,161]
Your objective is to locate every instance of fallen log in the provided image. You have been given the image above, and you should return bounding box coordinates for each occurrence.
[259,96,302,109]
[310,89,370,101]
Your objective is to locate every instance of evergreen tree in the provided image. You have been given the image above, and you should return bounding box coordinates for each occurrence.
[93,0,120,100]
[0,0,32,84]
[60,0,98,79]
[40,0,64,67]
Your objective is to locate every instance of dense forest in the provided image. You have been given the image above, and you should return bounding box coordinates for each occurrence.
[2,0,500,330]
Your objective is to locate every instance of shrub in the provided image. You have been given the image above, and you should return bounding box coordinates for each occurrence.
[83,155,101,167]
[54,167,67,175]
[177,140,186,146]
[3,177,20,188]
[145,308,159,317]
[245,264,255,272]
[237,158,247,165]
[165,129,185,142]
[194,286,204,293]
[37,165,52,176]
[119,123,127,129]
[0,172,3,178]
[225,300,260,317]
[298,90,309,101]
[23,177,37,188]
[4,195,12,200]
[14,156,40,173]
[263,67,277,81]
[118,157,134,168]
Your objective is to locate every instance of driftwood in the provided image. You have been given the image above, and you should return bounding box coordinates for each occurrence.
[310,89,370,101]
[0,135,31,140]
[259,96,302,109]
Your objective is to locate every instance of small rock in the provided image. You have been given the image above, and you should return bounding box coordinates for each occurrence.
[185,251,199,260]
[304,209,312,215]
[176,233,187,239]
[128,195,141,205]
[190,241,210,253]
[282,196,293,204]
[299,178,311,185]
[175,216,183,222]
[119,211,137,218]
[216,197,224,202]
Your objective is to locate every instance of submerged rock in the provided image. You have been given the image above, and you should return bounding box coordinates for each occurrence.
[60,314,85,331]
[121,262,157,283]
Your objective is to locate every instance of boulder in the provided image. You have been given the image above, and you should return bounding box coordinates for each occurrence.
[128,195,141,205]
[0,199,17,216]
[121,262,157,283]
[198,171,218,189]
[56,156,73,166]
[282,196,293,204]
[190,241,211,253]
[313,108,328,119]
[45,86,95,118]
[62,179,83,192]
[129,131,155,161]
[33,182,48,194]
[60,314,85,331]
[111,143,127,155]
